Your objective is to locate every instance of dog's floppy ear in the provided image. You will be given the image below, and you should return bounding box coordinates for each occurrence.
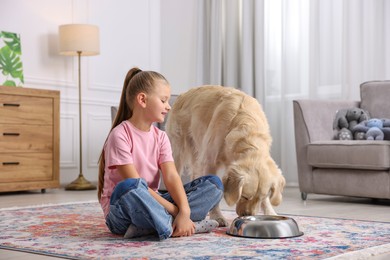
[222,164,245,206]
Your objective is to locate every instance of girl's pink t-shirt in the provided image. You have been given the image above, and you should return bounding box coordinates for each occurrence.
[100,120,174,218]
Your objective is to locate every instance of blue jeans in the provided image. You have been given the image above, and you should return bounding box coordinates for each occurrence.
[105,175,223,240]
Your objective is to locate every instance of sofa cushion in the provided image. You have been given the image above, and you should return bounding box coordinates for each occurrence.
[360,80,390,119]
[307,140,390,170]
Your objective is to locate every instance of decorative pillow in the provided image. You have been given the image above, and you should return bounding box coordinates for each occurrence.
[332,107,370,140]
[110,106,118,124]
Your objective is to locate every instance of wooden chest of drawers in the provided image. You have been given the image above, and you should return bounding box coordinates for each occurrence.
[0,86,60,192]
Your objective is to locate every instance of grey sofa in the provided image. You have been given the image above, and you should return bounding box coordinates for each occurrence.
[293,81,390,200]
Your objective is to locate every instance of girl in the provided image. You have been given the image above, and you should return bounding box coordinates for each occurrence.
[98,67,223,240]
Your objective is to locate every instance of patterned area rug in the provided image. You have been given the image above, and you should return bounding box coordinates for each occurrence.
[0,201,389,259]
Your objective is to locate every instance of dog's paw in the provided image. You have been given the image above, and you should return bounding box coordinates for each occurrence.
[208,207,229,227]
[263,208,277,215]
[212,217,229,227]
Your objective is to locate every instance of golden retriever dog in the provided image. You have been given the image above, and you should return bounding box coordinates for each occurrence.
[166,85,285,226]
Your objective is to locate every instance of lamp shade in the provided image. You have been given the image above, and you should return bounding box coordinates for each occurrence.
[59,24,100,56]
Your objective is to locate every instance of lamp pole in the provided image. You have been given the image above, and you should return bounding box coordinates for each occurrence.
[65,51,96,190]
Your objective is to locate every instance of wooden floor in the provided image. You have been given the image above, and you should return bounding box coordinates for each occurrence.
[0,186,389,259]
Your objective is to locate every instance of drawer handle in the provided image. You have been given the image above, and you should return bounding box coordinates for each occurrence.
[3,132,20,136]
[2,162,20,165]
[3,103,20,107]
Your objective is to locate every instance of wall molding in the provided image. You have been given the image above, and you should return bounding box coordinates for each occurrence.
[61,96,118,107]
[25,75,77,88]
[59,113,78,168]
[86,113,111,168]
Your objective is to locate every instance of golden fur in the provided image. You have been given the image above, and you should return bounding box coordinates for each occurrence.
[166,86,285,226]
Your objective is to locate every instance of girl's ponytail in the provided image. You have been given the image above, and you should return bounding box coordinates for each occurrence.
[112,68,142,128]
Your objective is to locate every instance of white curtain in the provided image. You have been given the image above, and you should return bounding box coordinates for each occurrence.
[195,0,390,185]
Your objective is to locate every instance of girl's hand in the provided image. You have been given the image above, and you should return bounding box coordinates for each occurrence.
[171,211,195,237]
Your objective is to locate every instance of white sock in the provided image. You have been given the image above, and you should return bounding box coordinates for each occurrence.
[193,219,219,234]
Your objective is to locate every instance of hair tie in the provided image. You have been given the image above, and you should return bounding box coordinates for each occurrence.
[134,69,142,76]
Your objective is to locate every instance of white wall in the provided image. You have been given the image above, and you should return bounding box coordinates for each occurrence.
[4,0,287,187]
[1,0,162,185]
[160,0,198,95]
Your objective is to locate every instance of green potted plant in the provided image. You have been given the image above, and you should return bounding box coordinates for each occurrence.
[0,31,24,87]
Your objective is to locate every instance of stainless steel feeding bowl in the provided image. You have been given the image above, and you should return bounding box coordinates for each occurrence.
[227,215,304,239]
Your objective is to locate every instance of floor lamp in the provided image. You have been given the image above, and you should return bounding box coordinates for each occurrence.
[59,24,100,190]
